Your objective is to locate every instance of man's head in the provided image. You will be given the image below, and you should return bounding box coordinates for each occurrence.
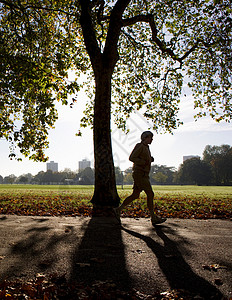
[141,131,153,144]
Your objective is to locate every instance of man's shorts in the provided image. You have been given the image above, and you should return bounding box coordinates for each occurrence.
[132,171,152,192]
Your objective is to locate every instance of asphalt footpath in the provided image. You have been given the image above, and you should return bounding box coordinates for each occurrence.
[0,215,231,299]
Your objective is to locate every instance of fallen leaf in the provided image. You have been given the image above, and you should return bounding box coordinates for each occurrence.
[202,265,211,271]
[76,263,90,267]
[132,249,145,254]
[202,264,227,271]
[214,278,223,285]
[36,273,45,279]
[210,264,227,271]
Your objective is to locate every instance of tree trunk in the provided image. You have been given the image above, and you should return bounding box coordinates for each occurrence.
[91,67,121,209]
[79,1,130,212]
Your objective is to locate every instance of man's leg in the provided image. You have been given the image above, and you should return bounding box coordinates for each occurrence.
[113,189,140,221]
[145,189,166,225]
[145,189,155,219]
[119,189,140,211]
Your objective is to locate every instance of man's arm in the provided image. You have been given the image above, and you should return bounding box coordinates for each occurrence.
[129,143,147,166]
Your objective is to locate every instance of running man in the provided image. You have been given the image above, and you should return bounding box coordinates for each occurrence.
[114,131,166,226]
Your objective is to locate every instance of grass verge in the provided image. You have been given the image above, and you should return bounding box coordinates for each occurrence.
[0,185,231,219]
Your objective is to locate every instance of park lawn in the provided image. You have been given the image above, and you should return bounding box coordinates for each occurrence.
[0,185,231,219]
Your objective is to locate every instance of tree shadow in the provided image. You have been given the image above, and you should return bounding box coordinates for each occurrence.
[69,217,131,290]
[0,221,79,281]
[121,224,223,299]
[0,216,130,291]
[1,216,224,298]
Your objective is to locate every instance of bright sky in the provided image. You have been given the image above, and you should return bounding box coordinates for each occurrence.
[1,89,232,178]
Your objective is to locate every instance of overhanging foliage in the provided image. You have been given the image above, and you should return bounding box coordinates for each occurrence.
[0,0,231,161]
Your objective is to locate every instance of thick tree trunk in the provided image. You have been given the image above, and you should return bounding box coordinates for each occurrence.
[79,1,130,212]
[91,68,121,209]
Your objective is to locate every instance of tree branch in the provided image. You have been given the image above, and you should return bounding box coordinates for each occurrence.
[0,0,15,9]
[79,0,102,68]
[103,0,131,68]
[96,0,105,51]
[122,14,199,63]
[0,0,77,17]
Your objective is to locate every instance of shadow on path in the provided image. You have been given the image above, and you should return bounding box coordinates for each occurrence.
[0,218,78,281]
[69,217,131,290]
[122,224,223,299]
[0,216,131,291]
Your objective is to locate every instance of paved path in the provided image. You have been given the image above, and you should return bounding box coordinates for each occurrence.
[0,215,231,299]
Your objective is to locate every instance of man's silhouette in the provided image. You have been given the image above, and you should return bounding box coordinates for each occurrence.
[114,131,166,226]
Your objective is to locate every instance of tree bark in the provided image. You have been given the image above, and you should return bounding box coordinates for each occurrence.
[91,67,121,208]
[79,0,131,210]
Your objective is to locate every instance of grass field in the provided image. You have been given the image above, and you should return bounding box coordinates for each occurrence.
[0,184,231,219]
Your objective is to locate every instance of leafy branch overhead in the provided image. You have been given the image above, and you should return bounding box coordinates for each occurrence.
[0,0,231,161]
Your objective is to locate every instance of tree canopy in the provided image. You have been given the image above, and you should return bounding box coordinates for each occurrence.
[1,0,231,160]
[176,157,213,185]
[203,144,232,185]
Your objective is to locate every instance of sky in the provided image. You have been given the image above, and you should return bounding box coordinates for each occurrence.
[1,89,232,178]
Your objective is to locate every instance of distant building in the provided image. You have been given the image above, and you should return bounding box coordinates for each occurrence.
[46,161,58,172]
[183,155,200,162]
[79,159,91,171]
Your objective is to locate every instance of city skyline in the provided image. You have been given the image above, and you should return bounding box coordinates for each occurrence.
[0,151,209,178]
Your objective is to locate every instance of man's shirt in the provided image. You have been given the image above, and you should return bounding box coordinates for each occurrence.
[129,142,152,173]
